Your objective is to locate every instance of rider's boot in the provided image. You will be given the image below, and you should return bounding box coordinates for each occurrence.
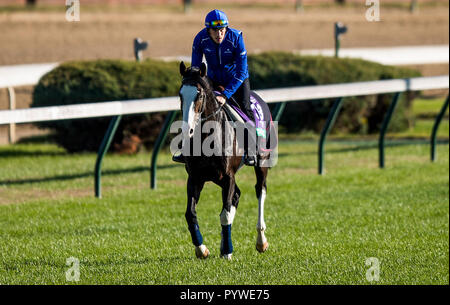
[244,127,258,166]
[172,152,186,163]
[244,151,256,166]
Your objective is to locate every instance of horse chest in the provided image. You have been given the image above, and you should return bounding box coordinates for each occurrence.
[186,159,227,181]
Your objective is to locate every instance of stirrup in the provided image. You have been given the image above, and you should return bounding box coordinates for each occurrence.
[172,153,185,164]
[244,154,256,166]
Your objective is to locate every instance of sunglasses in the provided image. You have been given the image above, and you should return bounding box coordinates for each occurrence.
[209,20,228,27]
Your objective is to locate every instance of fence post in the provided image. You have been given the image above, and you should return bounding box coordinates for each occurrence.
[334,22,347,58]
[378,92,401,169]
[431,95,449,162]
[134,38,148,62]
[7,87,16,144]
[272,102,287,122]
[318,97,344,175]
[410,0,418,13]
[95,115,122,198]
[183,0,192,13]
[150,111,177,189]
[295,0,303,12]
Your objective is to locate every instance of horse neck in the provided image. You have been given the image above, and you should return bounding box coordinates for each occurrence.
[202,86,224,121]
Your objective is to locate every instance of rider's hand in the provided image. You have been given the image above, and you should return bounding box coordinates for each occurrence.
[216,95,226,105]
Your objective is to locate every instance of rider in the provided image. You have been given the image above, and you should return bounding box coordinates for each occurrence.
[173,9,257,166]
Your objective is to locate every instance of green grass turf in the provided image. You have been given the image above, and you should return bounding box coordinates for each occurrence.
[413,98,449,118]
[392,97,449,139]
[0,138,448,285]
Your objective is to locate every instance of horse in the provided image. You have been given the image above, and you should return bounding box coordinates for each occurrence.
[176,61,275,260]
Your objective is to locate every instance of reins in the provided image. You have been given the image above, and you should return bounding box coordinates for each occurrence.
[200,100,224,122]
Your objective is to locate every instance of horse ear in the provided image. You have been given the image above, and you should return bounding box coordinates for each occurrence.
[180,61,187,76]
[200,63,207,77]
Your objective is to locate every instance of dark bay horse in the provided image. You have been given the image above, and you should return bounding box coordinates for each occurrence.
[176,62,273,260]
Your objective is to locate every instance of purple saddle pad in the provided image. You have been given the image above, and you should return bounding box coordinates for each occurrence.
[215,91,268,127]
[214,91,277,152]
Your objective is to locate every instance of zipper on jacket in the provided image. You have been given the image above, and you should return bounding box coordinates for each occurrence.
[216,43,223,83]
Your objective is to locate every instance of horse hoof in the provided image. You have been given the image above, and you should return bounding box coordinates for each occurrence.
[220,253,232,260]
[195,245,210,259]
[256,242,269,253]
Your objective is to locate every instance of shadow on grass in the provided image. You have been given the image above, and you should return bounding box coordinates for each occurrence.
[0,164,177,186]
[1,135,64,157]
[277,139,449,158]
[0,149,67,158]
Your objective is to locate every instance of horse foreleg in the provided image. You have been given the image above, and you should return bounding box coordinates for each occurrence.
[185,177,209,259]
[219,175,238,260]
[255,166,269,253]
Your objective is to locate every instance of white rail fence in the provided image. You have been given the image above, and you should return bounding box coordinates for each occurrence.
[0,75,448,125]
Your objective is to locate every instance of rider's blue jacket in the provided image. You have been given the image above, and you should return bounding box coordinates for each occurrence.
[191,27,249,99]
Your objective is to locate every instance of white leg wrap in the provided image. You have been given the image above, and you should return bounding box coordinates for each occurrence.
[220,206,236,226]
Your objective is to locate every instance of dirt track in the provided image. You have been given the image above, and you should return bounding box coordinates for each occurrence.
[0,5,448,65]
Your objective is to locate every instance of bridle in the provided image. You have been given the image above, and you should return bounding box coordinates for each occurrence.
[200,98,224,122]
[181,78,224,123]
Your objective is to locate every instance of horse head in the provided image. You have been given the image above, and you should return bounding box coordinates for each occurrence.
[179,61,210,138]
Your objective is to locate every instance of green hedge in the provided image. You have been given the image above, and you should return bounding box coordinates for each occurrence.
[32,59,181,153]
[248,52,421,134]
[32,52,421,153]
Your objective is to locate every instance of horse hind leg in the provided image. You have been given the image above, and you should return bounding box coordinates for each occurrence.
[255,166,269,253]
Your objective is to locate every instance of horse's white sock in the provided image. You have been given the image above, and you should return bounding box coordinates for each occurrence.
[257,188,267,232]
[220,206,236,226]
[197,244,207,254]
[257,188,267,246]
[220,206,236,255]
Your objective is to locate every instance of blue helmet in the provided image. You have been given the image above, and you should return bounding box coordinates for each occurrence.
[205,9,228,29]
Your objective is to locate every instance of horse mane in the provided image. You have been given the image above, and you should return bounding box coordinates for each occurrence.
[182,67,217,106]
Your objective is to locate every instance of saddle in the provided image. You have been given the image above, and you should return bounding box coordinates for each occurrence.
[214,91,277,153]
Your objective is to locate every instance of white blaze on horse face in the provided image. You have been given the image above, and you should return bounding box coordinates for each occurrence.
[180,85,200,138]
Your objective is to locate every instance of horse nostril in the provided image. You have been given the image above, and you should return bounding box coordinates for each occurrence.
[190,128,194,135]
